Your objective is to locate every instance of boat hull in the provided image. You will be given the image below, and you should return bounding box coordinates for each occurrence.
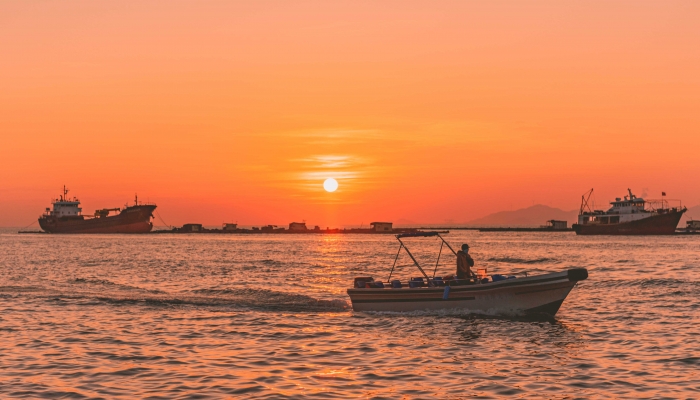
[572,209,685,235]
[39,205,156,234]
[347,268,587,316]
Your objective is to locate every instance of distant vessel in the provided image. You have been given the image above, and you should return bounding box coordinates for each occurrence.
[38,186,156,234]
[677,219,700,235]
[572,189,685,235]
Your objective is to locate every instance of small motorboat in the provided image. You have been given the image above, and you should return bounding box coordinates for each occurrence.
[347,232,588,317]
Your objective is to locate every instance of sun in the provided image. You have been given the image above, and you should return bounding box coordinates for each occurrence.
[323,178,338,192]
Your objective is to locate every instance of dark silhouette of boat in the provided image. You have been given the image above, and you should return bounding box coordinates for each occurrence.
[347,232,588,316]
[38,186,156,234]
[572,189,685,235]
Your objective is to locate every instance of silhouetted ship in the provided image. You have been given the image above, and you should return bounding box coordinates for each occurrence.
[572,189,685,235]
[38,187,156,234]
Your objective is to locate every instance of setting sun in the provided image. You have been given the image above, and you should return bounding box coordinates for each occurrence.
[323,178,339,193]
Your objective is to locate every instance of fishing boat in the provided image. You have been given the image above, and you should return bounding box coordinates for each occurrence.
[347,232,587,317]
[572,188,686,235]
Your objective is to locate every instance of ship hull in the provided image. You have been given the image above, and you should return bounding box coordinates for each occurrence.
[39,205,156,234]
[572,209,685,235]
[347,269,588,317]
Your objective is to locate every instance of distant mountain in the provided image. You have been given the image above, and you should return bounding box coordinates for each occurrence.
[466,204,579,227]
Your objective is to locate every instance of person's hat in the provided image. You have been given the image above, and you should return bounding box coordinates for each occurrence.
[461,244,469,251]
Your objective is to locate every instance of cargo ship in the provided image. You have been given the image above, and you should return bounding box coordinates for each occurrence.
[572,189,685,235]
[38,187,156,233]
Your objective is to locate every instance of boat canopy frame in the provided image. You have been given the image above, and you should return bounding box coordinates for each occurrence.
[387,231,458,286]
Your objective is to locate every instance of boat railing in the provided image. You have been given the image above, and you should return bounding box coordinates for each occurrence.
[644,199,683,212]
[369,270,530,287]
[131,201,157,206]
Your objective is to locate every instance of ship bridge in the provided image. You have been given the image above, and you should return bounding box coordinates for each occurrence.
[608,198,646,213]
[45,186,82,217]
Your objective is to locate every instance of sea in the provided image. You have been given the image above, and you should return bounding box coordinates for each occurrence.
[1,228,698,399]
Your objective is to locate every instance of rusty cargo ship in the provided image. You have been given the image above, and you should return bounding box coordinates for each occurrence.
[38,187,156,234]
[572,189,685,235]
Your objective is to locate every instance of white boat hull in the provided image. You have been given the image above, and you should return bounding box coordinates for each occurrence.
[347,269,587,316]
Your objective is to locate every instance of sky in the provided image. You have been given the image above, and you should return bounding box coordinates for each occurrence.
[1,1,700,227]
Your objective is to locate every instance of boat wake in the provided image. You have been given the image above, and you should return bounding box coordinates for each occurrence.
[0,285,350,313]
[189,287,350,311]
[597,278,700,289]
[362,307,519,317]
[486,256,557,264]
[73,277,167,294]
[360,307,559,322]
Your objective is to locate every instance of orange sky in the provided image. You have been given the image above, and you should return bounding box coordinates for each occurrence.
[2,1,700,227]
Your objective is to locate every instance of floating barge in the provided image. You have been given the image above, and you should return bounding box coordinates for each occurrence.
[478,220,572,232]
[153,221,435,235]
[676,220,700,235]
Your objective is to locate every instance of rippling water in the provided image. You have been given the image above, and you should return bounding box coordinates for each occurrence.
[1,229,698,398]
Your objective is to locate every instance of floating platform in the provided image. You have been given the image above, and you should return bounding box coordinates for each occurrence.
[478,227,573,232]
[151,227,445,235]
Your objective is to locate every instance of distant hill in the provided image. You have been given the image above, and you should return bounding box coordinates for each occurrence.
[466,204,579,227]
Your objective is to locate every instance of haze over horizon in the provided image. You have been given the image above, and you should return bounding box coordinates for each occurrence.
[2,1,700,227]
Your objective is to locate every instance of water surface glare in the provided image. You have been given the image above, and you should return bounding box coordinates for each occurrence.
[1,230,699,398]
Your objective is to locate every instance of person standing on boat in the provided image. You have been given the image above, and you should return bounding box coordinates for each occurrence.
[456,244,475,282]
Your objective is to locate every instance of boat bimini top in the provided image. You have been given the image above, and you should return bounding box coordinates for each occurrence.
[388,231,458,287]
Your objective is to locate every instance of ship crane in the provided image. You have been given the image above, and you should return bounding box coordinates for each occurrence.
[579,188,594,215]
[94,208,121,218]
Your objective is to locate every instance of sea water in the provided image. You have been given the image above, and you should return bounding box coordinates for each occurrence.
[0,229,698,398]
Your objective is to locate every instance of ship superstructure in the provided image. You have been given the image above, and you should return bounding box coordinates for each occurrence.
[572,189,685,235]
[38,186,156,234]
